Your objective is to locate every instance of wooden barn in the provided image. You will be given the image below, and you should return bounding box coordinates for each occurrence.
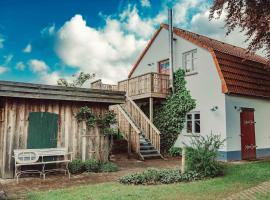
[0,81,125,178]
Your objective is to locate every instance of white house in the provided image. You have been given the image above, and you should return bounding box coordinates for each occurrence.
[126,24,270,161]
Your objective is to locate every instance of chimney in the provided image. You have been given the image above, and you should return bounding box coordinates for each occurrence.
[168,8,175,93]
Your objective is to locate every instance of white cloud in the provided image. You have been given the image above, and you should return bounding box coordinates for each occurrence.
[28,59,49,73]
[190,10,250,47]
[23,43,32,53]
[121,6,155,39]
[141,0,151,8]
[0,66,8,74]
[3,54,13,64]
[41,24,56,36]
[55,14,147,84]
[0,35,4,49]
[38,71,61,85]
[15,61,25,71]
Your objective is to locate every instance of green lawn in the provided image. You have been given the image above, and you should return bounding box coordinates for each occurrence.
[28,161,270,200]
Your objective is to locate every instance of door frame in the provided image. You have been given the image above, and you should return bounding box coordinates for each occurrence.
[240,107,256,160]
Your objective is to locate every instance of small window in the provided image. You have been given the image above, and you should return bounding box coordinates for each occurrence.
[183,49,197,73]
[158,59,170,75]
[186,112,200,134]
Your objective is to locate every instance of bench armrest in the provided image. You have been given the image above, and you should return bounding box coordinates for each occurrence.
[66,152,73,161]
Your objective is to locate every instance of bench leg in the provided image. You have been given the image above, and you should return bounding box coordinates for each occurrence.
[66,163,70,179]
[42,164,46,180]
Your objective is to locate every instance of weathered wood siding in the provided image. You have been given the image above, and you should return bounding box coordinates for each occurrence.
[0,97,110,178]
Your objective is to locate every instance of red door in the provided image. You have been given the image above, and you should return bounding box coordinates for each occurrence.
[240,108,256,160]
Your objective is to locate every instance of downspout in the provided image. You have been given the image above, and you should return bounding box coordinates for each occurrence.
[168,8,175,93]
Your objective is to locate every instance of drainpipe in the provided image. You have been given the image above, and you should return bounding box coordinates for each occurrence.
[168,8,175,93]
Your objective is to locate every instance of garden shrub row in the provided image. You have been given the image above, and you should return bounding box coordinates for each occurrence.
[119,168,203,185]
[68,159,119,174]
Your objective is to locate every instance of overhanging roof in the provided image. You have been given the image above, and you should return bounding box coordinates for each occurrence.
[0,80,125,104]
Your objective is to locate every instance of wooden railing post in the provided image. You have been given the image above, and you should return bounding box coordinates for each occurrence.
[128,124,131,159]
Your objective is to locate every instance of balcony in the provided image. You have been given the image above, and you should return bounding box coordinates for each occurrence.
[118,73,171,100]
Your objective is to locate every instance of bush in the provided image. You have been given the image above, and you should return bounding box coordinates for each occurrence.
[84,159,99,172]
[119,168,203,185]
[186,134,225,177]
[68,159,84,174]
[154,69,196,152]
[100,162,119,172]
[169,147,182,157]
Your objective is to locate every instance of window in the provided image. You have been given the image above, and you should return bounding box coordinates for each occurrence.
[183,49,197,73]
[158,59,170,75]
[186,112,200,133]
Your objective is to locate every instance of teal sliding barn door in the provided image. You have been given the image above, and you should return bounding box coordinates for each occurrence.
[27,112,58,149]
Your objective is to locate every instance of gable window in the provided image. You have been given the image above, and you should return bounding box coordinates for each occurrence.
[186,112,200,133]
[183,49,197,73]
[158,59,170,75]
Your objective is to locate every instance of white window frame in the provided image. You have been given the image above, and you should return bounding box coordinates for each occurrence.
[186,111,200,134]
[183,49,197,74]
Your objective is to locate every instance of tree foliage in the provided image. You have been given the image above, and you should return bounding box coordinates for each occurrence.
[57,72,95,87]
[209,0,270,60]
[153,69,196,152]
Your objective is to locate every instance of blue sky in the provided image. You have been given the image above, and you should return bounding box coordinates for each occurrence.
[0,0,249,85]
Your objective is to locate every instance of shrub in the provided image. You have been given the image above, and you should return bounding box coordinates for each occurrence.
[100,162,119,172]
[186,134,225,177]
[119,168,203,185]
[169,147,182,157]
[68,159,84,174]
[84,159,99,172]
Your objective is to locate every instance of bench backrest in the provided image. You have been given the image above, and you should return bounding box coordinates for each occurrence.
[14,148,68,164]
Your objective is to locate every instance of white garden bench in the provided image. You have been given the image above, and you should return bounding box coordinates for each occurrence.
[14,148,72,182]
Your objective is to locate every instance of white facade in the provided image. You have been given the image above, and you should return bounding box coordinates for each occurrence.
[225,95,270,159]
[130,27,270,160]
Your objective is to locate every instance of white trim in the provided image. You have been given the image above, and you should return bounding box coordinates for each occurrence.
[186,111,200,134]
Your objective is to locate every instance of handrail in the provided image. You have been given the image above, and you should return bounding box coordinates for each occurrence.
[118,72,169,83]
[114,105,141,154]
[118,73,170,98]
[126,96,160,134]
[122,96,161,152]
[116,105,141,134]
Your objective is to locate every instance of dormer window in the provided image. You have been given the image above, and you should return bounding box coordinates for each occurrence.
[183,49,197,73]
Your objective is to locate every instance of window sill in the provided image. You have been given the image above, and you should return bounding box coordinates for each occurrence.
[185,71,198,76]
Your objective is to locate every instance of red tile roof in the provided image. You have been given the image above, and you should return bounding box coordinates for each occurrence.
[129,24,270,99]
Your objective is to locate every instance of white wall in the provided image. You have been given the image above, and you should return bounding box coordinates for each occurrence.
[131,27,228,151]
[173,35,227,151]
[131,29,169,77]
[225,95,270,152]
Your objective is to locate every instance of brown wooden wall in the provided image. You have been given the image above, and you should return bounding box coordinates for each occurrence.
[0,97,111,178]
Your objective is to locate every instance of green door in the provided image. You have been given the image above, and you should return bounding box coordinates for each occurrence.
[27,112,58,149]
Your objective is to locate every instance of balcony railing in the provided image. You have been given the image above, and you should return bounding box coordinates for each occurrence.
[118,73,170,99]
[91,79,118,91]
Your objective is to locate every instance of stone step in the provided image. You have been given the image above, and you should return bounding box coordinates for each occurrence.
[140,145,155,150]
[140,149,159,155]
[142,153,162,159]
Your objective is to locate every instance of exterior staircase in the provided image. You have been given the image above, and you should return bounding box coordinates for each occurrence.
[113,96,162,160]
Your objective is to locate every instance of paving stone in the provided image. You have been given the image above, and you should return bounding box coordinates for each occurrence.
[223,180,270,200]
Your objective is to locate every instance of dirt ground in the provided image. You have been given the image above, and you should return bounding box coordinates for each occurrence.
[0,154,181,199]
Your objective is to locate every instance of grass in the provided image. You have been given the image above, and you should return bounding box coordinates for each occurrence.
[28,161,270,200]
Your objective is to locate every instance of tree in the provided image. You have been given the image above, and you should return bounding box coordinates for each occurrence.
[57,72,95,88]
[153,69,196,153]
[209,0,270,60]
